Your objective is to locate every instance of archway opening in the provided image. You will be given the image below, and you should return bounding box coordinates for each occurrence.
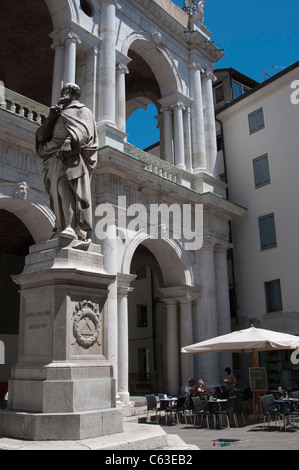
[125,49,161,152]
[0,0,54,105]
[0,210,34,383]
[128,244,165,395]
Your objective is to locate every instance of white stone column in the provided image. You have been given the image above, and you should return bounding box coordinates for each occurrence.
[116,63,128,133]
[63,32,81,84]
[117,273,135,404]
[183,107,192,172]
[51,40,65,105]
[202,71,218,177]
[98,0,117,125]
[100,218,118,394]
[162,107,174,164]
[164,299,180,395]
[179,296,194,386]
[214,245,233,372]
[198,239,220,385]
[173,102,186,170]
[189,62,206,172]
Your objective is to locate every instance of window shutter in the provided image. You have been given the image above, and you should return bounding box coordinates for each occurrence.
[249,107,265,134]
[258,213,277,250]
[253,154,270,188]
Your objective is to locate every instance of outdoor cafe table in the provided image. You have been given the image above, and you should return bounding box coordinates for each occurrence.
[274,398,299,430]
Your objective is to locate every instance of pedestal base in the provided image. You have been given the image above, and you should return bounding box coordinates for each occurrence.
[0,408,122,441]
[2,238,122,441]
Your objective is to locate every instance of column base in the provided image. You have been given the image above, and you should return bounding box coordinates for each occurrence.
[0,408,123,441]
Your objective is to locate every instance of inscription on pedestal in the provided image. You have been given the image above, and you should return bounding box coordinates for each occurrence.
[24,310,51,357]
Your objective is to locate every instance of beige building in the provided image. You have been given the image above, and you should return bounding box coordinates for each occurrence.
[216,62,299,389]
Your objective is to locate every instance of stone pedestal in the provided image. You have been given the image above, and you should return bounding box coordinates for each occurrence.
[0,238,123,441]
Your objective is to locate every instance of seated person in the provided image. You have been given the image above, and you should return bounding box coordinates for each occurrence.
[185,378,198,409]
[197,379,212,397]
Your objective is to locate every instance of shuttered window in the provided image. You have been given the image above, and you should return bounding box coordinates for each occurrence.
[265,279,283,312]
[258,213,277,250]
[253,154,271,188]
[248,107,265,134]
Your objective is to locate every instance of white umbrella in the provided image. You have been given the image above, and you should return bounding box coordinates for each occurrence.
[181,325,299,355]
[181,325,299,417]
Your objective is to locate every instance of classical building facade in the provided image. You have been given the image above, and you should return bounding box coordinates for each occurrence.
[0,0,245,402]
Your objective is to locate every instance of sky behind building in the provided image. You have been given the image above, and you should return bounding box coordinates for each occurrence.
[127,0,299,148]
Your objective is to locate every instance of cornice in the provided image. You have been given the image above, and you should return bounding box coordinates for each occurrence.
[124,0,221,63]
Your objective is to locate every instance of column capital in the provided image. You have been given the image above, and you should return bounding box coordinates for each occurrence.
[188,62,205,74]
[63,31,82,45]
[202,69,217,81]
[214,242,231,254]
[117,273,135,296]
[116,63,129,74]
[171,101,185,111]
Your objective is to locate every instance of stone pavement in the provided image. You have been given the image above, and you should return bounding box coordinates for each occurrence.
[158,415,299,451]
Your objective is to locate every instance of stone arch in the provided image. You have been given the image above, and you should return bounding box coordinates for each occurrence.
[123,33,181,99]
[45,0,79,29]
[121,228,194,287]
[0,183,54,243]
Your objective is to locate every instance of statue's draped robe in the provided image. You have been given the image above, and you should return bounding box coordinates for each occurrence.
[36,101,98,232]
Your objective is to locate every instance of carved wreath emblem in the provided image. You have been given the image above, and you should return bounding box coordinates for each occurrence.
[72,300,101,348]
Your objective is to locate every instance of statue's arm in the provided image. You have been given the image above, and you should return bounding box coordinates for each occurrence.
[36,105,61,143]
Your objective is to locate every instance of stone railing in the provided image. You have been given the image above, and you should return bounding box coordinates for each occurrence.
[124,142,193,189]
[0,84,49,124]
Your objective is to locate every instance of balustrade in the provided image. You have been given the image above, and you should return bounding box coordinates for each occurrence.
[0,86,49,124]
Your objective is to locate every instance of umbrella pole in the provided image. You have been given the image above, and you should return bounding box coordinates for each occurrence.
[252,350,263,419]
[253,350,259,367]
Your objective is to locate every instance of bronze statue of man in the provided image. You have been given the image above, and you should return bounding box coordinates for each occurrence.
[36,83,98,241]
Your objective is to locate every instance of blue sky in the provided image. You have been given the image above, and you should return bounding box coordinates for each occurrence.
[127,0,299,149]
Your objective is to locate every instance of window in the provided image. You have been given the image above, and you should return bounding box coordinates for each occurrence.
[214,83,224,105]
[248,107,265,134]
[80,0,94,17]
[138,348,150,380]
[216,133,223,151]
[253,154,271,188]
[232,80,250,99]
[265,279,283,312]
[137,304,148,328]
[258,213,277,250]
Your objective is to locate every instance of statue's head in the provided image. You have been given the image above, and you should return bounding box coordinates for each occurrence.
[59,83,81,105]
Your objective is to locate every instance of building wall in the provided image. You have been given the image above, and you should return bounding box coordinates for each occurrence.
[218,65,299,334]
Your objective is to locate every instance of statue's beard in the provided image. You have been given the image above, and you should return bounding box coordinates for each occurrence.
[58,94,72,106]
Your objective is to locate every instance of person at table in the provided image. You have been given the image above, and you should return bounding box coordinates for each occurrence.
[185,378,198,397]
[197,379,212,397]
[185,378,198,409]
[224,367,237,396]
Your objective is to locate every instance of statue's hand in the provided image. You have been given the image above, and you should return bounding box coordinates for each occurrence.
[49,104,61,121]
[58,138,72,160]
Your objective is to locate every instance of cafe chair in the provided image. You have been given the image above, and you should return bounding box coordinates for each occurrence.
[165,396,186,425]
[212,397,238,428]
[281,399,299,430]
[145,394,161,424]
[191,396,210,428]
[260,394,284,430]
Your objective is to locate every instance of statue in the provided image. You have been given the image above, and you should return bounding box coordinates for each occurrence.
[195,0,205,24]
[36,83,98,241]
